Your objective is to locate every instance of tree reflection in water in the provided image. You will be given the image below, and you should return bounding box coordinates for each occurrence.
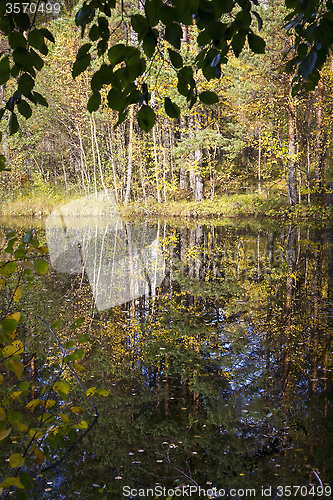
[6,218,333,499]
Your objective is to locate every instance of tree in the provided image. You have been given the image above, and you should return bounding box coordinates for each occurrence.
[0,0,331,148]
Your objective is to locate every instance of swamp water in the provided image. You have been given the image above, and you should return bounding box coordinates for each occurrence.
[1,210,333,499]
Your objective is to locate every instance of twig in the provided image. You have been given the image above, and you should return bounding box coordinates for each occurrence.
[37,315,98,415]
[312,469,323,488]
[36,316,100,471]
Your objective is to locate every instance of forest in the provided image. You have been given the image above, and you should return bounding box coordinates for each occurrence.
[0,0,333,216]
[1,0,333,498]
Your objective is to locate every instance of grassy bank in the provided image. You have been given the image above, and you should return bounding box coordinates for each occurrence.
[1,190,331,222]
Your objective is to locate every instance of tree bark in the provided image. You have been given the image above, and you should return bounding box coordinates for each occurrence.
[124,105,134,205]
[315,76,324,197]
[288,80,297,205]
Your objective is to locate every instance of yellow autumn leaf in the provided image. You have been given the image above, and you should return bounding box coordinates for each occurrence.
[71,406,84,414]
[12,422,28,432]
[11,360,24,379]
[0,407,6,421]
[0,373,3,385]
[75,420,88,429]
[72,363,86,372]
[3,340,24,357]
[86,387,96,397]
[7,312,20,322]
[26,399,40,410]
[9,453,24,468]
[0,278,6,288]
[0,429,11,441]
[22,261,33,270]
[34,448,46,465]
[9,390,22,402]
[13,287,22,302]
[40,399,56,409]
[0,477,24,489]
[29,429,44,439]
[59,413,69,423]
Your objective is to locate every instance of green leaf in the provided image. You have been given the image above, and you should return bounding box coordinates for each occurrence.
[28,29,44,49]
[75,6,95,35]
[0,261,17,278]
[34,259,49,275]
[17,99,32,119]
[7,411,22,424]
[88,91,101,113]
[0,57,10,85]
[9,32,27,49]
[72,53,91,79]
[18,73,34,97]
[291,82,301,97]
[232,32,246,57]
[89,24,100,41]
[247,32,266,54]
[165,22,183,50]
[142,30,158,59]
[299,50,317,79]
[131,14,149,39]
[33,91,48,107]
[108,44,127,65]
[206,21,227,42]
[168,49,183,69]
[0,318,17,335]
[39,28,55,43]
[29,48,44,71]
[13,12,30,31]
[164,97,180,119]
[71,318,84,330]
[68,428,78,442]
[19,472,34,489]
[8,112,19,135]
[107,88,125,112]
[199,90,219,104]
[137,105,156,132]
[77,43,92,59]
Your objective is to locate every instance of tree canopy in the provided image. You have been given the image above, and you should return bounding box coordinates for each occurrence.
[0,0,332,145]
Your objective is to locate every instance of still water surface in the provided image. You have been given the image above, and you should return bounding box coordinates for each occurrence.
[1,216,333,499]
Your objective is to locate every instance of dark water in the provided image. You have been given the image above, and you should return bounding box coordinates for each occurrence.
[1,217,333,499]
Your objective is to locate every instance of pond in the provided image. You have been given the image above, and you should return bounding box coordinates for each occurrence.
[1,207,333,499]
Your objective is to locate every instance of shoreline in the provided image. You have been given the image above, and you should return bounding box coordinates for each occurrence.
[0,192,331,223]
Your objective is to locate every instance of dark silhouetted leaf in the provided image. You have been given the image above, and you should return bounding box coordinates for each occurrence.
[18,73,34,96]
[247,32,266,54]
[138,105,156,132]
[199,90,219,104]
[0,56,10,85]
[165,23,182,50]
[72,53,91,78]
[8,112,19,135]
[33,91,48,107]
[88,91,101,113]
[168,49,183,68]
[17,99,32,119]
[164,97,180,119]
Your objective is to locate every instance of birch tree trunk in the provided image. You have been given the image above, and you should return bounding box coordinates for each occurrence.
[288,79,297,205]
[315,76,324,198]
[124,105,134,205]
